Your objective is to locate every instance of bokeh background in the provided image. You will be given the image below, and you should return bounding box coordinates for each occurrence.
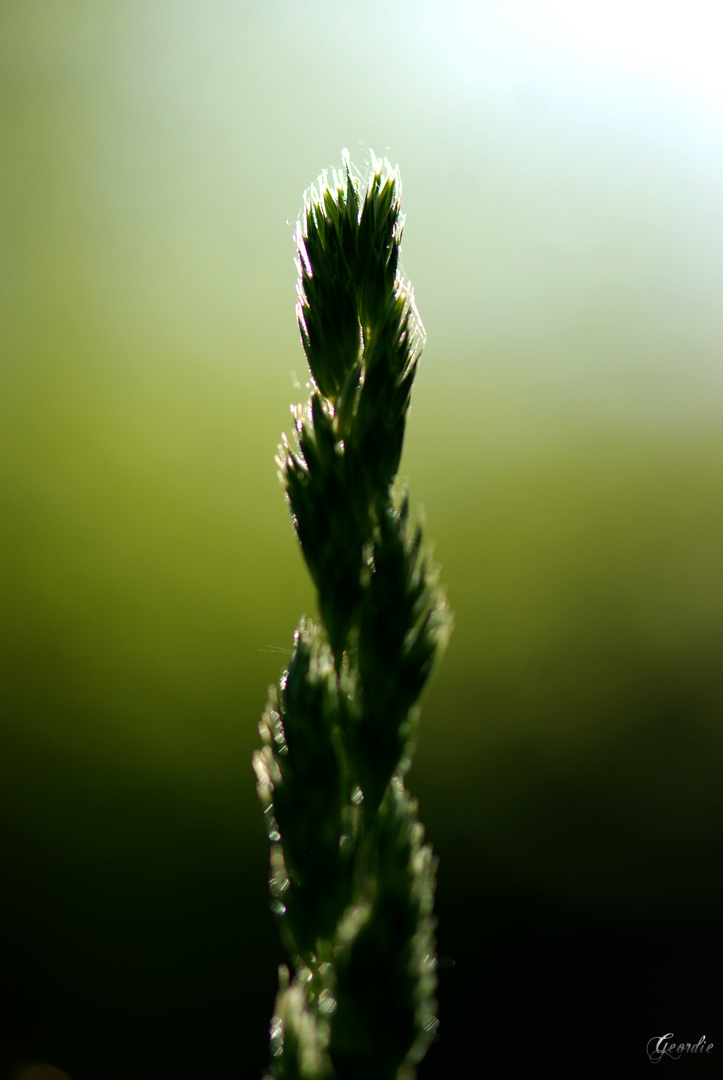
[2,2,722,1076]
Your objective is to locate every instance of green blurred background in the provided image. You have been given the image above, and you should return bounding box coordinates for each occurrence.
[2,2,722,1076]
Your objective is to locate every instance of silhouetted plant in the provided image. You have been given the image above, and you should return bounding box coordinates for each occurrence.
[254,151,451,1080]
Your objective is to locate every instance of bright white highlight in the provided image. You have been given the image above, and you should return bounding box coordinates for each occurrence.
[415,0,723,116]
[545,0,723,110]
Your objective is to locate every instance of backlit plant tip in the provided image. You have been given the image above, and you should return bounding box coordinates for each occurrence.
[254,151,451,1080]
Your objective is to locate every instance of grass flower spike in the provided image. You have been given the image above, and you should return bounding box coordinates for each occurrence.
[254,151,451,1080]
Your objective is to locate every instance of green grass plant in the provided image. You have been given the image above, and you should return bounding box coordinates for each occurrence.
[254,151,451,1080]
